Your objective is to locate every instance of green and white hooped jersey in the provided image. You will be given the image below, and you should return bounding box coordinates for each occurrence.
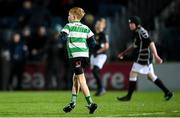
[61,21,94,58]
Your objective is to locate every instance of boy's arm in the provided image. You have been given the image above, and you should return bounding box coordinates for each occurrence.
[97,42,109,54]
[87,36,96,49]
[96,34,109,54]
[117,45,135,59]
[59,32,68,44]
[149,42,163,64]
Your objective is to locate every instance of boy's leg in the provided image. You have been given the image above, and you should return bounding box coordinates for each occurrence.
[63,74,80,113]
[91,55,107,96]
[148,72,173,101]
[69,58,97,114]
[92,65,105,96]
[117,71,138,101]
[70,74,80,104]
[76,73,97,114]
[76,74,91,101]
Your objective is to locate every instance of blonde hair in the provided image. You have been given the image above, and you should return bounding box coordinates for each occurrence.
[69,7,85,20]
[99,18,106,27]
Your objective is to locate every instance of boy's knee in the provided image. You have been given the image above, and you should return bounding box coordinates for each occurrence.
[76,74,86,85]
[147,73,157,82]
[129,71,138,78]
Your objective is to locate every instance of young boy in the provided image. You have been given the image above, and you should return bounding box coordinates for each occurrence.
[117,16,173,101]
[59,7,97,114]
[90,18,109,96]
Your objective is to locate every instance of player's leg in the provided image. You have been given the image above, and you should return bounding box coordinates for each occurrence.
[117,71,138,101]
[92,65,106,96]
[76,73,97,114]
[72,58,97,114]
[63,74,80,112]
[147,72,173,101]
[91,54,107,96]
[92,65,101,91]
[72,74,80,103]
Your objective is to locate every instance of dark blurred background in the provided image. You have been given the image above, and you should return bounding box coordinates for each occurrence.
[0,0,180,91]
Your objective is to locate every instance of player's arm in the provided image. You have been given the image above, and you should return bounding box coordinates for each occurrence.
[117,44,136,59]
[87,36,96,49]
[149,42,163,64]
[140,28,163,64]
[97,42,109,54]
[59,24,70,44]
[87,28,96,49]
[58,32,68,44]
[96,35,109,54]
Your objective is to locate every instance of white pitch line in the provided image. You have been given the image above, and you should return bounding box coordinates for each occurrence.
[105,110,180,117]
[127,112,166,117]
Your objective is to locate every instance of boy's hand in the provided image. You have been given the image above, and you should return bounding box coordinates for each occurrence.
[117,52,124,59]
[155,56,163,64]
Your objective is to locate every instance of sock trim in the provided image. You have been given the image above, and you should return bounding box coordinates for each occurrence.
[71,94,77,103]
[129,77,137,81]
[85,96,93,105]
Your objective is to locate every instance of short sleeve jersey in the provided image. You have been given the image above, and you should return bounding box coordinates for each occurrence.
[133,26,153,65]
[61,21,94,58]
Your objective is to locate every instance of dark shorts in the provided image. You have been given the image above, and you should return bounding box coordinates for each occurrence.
[69,57,89,75]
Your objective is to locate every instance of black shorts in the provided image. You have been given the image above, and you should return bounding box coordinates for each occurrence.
[69,57,89,75]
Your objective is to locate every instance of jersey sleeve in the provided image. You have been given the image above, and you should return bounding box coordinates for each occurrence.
[61,24,70,34]
[58,32,68,44]
[87,36,96,48]
[87,29,94,38]
[140,28,152,46]
[145,37,152,46]
[133,38,138,48]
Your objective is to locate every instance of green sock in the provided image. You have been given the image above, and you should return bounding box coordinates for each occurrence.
[85,96,93,105]
[71,94,77,103]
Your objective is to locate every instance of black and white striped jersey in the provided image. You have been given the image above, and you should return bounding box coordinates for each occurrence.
[133,26,153,65]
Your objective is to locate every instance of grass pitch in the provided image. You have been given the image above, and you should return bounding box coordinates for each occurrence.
[0,91,179,117]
